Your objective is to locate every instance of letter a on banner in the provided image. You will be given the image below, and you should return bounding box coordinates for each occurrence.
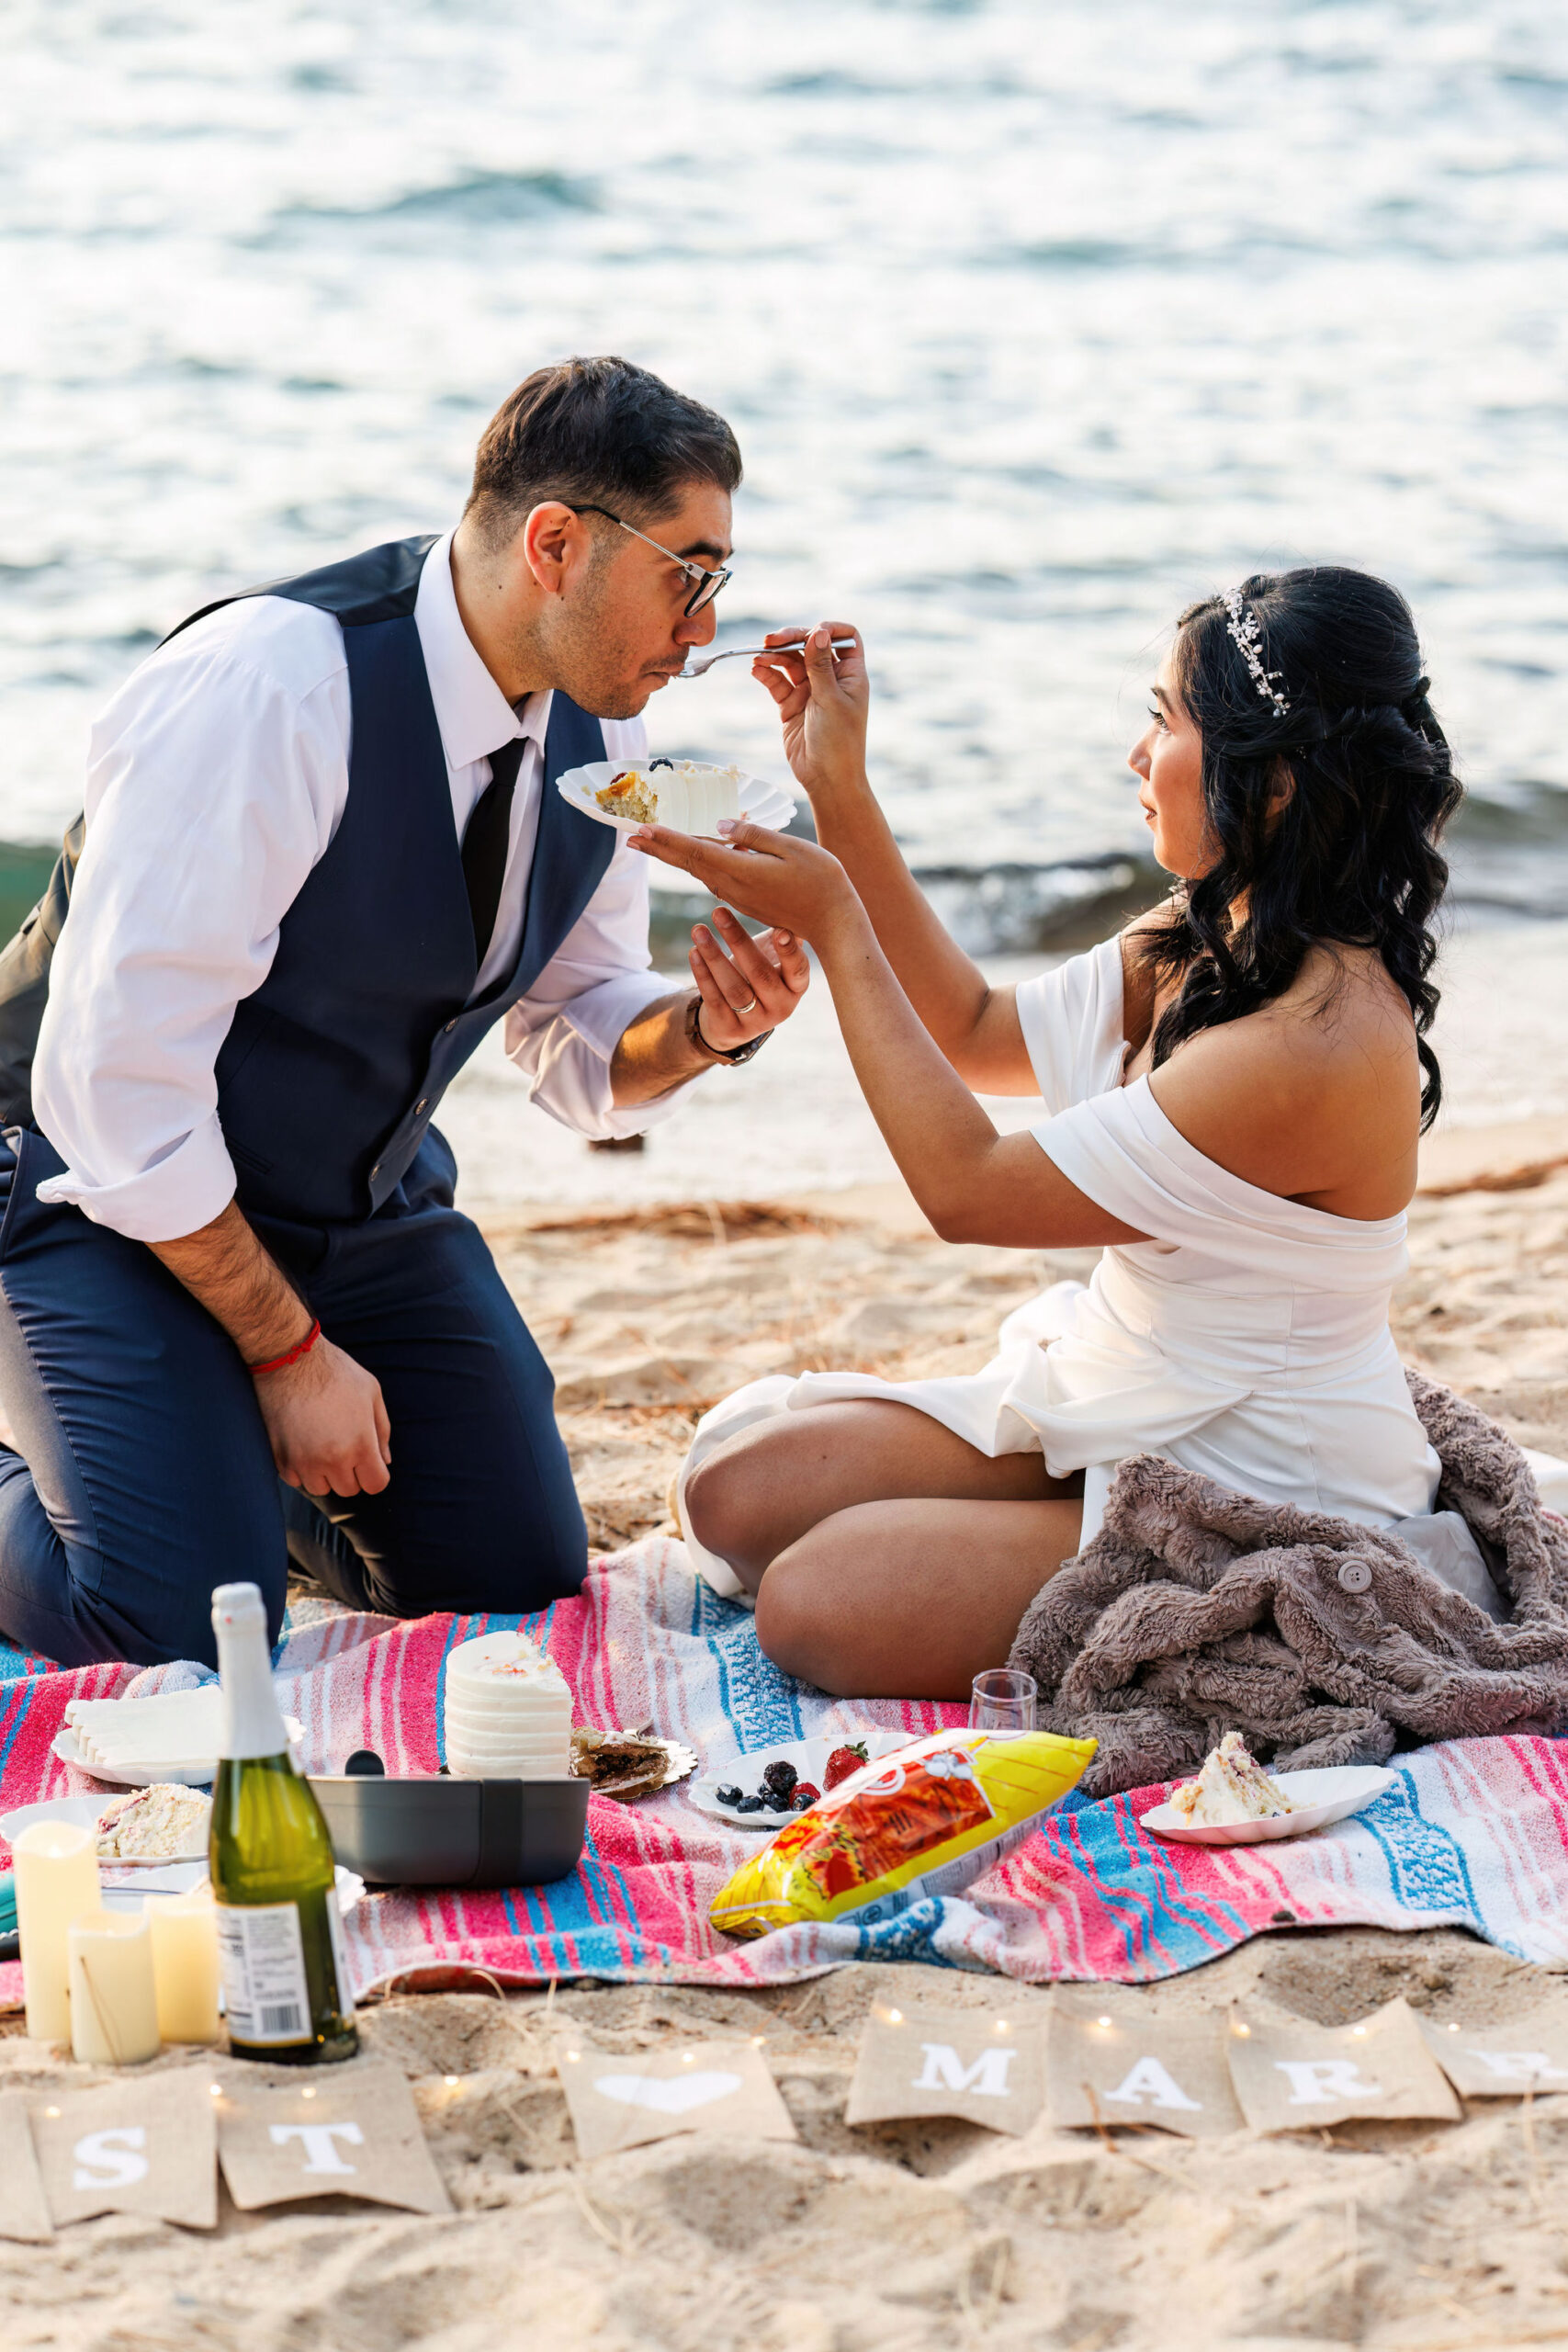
[1103,2056,1203,2114]
[1044,1992,1242,2139]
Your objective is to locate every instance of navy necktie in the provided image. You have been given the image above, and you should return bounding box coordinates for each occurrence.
[461,734,525,967]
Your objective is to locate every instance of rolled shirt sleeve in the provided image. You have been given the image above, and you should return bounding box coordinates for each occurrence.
[32,604,348,1243]
[502,715,697,1141]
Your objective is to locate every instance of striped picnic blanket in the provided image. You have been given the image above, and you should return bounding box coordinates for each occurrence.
[3,1537,1567,2001]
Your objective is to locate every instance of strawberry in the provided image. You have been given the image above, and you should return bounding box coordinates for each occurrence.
[823,1741,869,1792]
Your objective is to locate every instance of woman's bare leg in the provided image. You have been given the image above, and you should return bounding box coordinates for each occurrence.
[684,1400,1079,1595]
[753,1495,1084,1700]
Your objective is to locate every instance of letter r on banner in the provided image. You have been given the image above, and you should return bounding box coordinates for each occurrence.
[1104,2056,1203,2113]
[1275,2059,1385,2107]
[914,2043,1017,2099]
[1467,2050,1568,2084]
[72,2126,149,2191]
[269,2121,364,2177]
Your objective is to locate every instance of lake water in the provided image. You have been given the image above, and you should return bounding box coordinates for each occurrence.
[4,0,1567,1187]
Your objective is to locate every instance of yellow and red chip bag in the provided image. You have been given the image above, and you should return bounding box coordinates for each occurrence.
[709,1726,1096,1939]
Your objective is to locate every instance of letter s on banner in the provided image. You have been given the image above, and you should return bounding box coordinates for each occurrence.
[72,2126,149,2191]
[1275,2059,1385,2108]
[913,2043,1017,2099]
[269,2121,364,2177]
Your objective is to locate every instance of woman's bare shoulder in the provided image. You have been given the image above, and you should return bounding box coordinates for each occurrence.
[1146,944,1421,1212]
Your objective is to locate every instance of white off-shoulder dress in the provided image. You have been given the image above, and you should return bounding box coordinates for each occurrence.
[679,936,1559,1612]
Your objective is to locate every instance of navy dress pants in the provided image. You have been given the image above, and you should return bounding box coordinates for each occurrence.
[0,1127,587,1668]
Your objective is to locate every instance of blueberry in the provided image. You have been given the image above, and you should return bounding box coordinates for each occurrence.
[736,1794,765,1815]
[716,1784,743,1807]
[761,1760,798,1797]
[764,1790,792,1811]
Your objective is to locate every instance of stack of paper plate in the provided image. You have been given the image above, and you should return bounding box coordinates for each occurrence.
[443,1631,573,1779]
[54,1688,305,1787]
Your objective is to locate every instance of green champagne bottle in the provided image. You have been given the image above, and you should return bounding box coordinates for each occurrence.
[209,1582,357,2066]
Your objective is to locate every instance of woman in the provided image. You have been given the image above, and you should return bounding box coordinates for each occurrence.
[630,568,1470,1702]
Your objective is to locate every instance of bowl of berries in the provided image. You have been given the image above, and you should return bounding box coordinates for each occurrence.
[688,1731,919,1830]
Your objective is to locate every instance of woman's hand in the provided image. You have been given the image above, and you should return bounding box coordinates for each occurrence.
[688,909,810,1051]
[752,624,869,802]
[629,820,860,947]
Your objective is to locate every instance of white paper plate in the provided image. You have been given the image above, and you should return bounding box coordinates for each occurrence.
[1,1791,209,1863]
[558,760,795,839]
[50,1715,307,1790]
[689,1730,919,1830]
[1139,1764,1397,1846]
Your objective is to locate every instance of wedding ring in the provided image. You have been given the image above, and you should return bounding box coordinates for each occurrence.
[735,995,759,1015]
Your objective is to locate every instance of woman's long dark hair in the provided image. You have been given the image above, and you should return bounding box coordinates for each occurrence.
[1140,566,1462,1131]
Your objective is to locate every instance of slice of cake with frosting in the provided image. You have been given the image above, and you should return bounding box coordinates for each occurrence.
[443,1630,573,1779]
[1169,1731,1294,1826]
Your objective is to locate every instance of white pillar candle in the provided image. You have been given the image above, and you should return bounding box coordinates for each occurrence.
[14,1819,101,2044]
[68,1907,161,2066]
[148,1890,220,2046]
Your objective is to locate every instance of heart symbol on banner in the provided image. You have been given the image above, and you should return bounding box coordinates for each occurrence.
[592,2071,743,2116]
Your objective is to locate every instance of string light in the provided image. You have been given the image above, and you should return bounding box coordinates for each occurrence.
[1097,2016,1112,2029]
[301,2086,316,2099]
[444,2075,460,2087]
[886,2008,903,2026]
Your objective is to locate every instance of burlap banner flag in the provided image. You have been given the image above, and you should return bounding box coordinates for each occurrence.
[1227,1996,1461,2133]
[0,2094,54,2242]
[215,2060,451,2215]
[1420,2007,1568,2098]
[1045,1987,1244,2140]
[29,2069,218,2230]
[556,2038,796,2161]
[845,2004,1044,2136]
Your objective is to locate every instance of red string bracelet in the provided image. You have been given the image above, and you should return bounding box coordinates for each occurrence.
[246,1318,321,1379]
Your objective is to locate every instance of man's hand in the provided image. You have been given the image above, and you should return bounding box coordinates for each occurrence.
[751,624,868,802]
[254,1335,392,1498]
[688,910,809,1053]
[150,1199,391,1499]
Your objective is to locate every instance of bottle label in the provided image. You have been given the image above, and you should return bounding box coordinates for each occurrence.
[216,1901,313,2045]
[325,1889,355,2018]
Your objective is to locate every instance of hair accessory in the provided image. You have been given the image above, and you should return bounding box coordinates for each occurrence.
[1223,590,1291,719]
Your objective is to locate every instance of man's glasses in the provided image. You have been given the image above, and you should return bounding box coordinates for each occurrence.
[568,504,732,616]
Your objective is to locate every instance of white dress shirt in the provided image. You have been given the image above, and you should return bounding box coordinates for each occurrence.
[32,534,683,1244]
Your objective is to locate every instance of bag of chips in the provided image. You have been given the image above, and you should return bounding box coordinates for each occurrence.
[709,1726,1096,1939]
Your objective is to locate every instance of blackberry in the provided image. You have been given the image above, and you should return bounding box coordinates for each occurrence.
[761,1760,798,1798]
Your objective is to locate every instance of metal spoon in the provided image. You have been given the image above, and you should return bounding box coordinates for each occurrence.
[674,630,856,681]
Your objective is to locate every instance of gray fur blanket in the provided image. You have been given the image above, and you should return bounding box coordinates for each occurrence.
[1007,1374,1568,1798]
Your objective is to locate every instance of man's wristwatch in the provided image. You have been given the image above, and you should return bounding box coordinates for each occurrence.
[685,991,773,1067]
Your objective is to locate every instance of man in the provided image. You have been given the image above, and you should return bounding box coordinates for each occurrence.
[0,356,807,1668]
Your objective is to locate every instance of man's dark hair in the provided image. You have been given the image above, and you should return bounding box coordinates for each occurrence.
[466,356,741,546]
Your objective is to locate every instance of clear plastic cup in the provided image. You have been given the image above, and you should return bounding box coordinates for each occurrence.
[968,1668,1037,1734]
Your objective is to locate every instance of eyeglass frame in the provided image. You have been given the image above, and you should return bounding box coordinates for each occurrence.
[565,503,733,616]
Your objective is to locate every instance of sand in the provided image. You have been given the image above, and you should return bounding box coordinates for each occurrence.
[5,1120,1568,2349]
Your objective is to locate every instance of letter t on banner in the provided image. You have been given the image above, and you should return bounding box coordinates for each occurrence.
[217,2063,450,2214]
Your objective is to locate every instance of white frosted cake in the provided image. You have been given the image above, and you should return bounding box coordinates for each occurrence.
[443,1630,573,1780]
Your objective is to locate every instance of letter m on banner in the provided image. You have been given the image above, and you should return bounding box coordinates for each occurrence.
[914,2042,1017,2099]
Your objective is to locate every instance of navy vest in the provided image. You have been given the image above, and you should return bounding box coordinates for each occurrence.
[0,537,615,1226]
